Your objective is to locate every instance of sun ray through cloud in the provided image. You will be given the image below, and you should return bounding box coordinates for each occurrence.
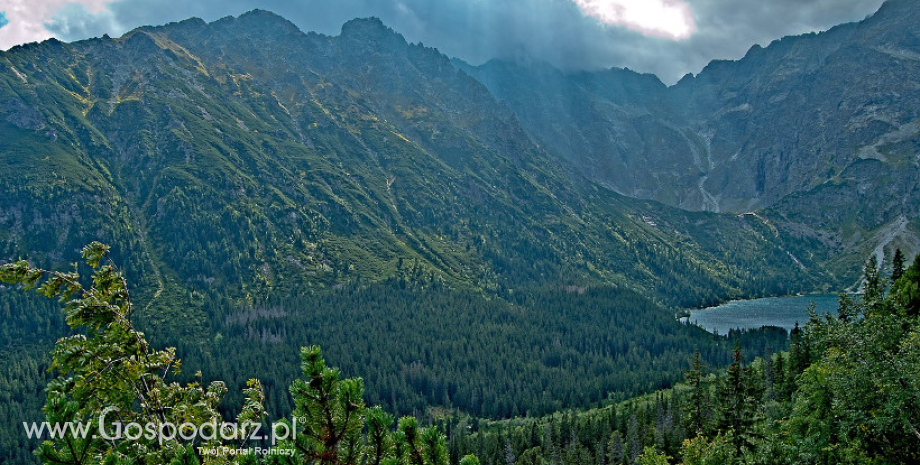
[571,0,695,39]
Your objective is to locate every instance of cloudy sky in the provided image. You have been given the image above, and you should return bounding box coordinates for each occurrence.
[0,0,886,84]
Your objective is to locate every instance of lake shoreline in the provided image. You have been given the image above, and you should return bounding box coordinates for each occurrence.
[682,294,841,335]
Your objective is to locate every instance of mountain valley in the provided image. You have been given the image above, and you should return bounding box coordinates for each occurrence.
[1,1,919,463]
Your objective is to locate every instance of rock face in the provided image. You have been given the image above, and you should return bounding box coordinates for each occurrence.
[458,0,920,272]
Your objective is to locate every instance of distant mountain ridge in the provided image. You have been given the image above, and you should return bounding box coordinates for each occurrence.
[458,0,920,273]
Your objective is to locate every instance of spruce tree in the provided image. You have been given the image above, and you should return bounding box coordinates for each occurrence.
[787,323,810,378]
[772,352,788,402]
[683,350,708,435]
[607,431,623,465]
[862,255,884,313]
[715,346,761,454]
[891,248,906,282]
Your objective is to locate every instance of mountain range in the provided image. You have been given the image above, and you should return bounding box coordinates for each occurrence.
[458,0,920,277]
[2,2,919,462]
[1,7,858,312]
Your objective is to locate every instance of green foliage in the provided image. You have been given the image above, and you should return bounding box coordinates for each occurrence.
[2,13,911,464]
[680,433,736,465]
[891,248,906,282]
[714,346,763,453]
[860,256,886,315]
[718,254,920,464]
[683,351,709,436]
[268,346,454,465]
[0,245,467,465]
[461,15,920,292]
[1,243,267,464]
[286,345,365,464]
[891,252,920,317]
[458,455,480,465]
[0,23,843,461]
[439,256,920,465]
[734,254,920,463]
[776,288,920,463]
[192,283,753,421]
[0,13,832,311]
[635,446,669,465]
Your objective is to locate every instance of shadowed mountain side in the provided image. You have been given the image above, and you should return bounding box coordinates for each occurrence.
[458,0,919,279]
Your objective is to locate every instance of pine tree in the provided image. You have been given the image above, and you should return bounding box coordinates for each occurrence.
[0,242,267,464]
[891,248,906,282]
[635,446,669,465]
[683,350,708,435]
[0,244,473,465]
[862,255,884,313]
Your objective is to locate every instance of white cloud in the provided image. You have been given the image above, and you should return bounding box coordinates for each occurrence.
[0,0,116,50]
[571,0,695,39]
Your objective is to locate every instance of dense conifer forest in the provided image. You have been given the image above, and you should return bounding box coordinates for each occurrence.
[449,254,920,464]
[0,243,788,464]
[2,245,917,464]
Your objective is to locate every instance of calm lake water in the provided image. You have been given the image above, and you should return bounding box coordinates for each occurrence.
[683,295,841,334]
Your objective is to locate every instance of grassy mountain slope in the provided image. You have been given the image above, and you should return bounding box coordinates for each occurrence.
[0,12,831,310]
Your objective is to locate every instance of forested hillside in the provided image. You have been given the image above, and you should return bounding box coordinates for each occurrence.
[0,11,840,464]
[0,12,831,308]
[451,254,920,464]
[1,3,918,464]
[2,242,917,464]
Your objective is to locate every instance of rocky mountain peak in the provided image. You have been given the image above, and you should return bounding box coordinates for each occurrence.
[339,17,407,48]
[203,8,304,44]
[234,9,300,30]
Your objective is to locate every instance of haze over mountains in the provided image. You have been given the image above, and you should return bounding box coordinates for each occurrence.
[459,0,920,270]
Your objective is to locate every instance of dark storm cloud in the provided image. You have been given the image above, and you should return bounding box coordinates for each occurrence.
[43,0,886,84]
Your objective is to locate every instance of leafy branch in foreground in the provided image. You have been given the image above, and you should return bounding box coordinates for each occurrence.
[1,243,469,465]
[268,345,457,465]
[2,241,265,464]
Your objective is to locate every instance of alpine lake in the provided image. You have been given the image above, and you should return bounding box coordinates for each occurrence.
[682,294,842,335]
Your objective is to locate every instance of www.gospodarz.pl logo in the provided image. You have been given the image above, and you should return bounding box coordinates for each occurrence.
[23,407,300,446]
